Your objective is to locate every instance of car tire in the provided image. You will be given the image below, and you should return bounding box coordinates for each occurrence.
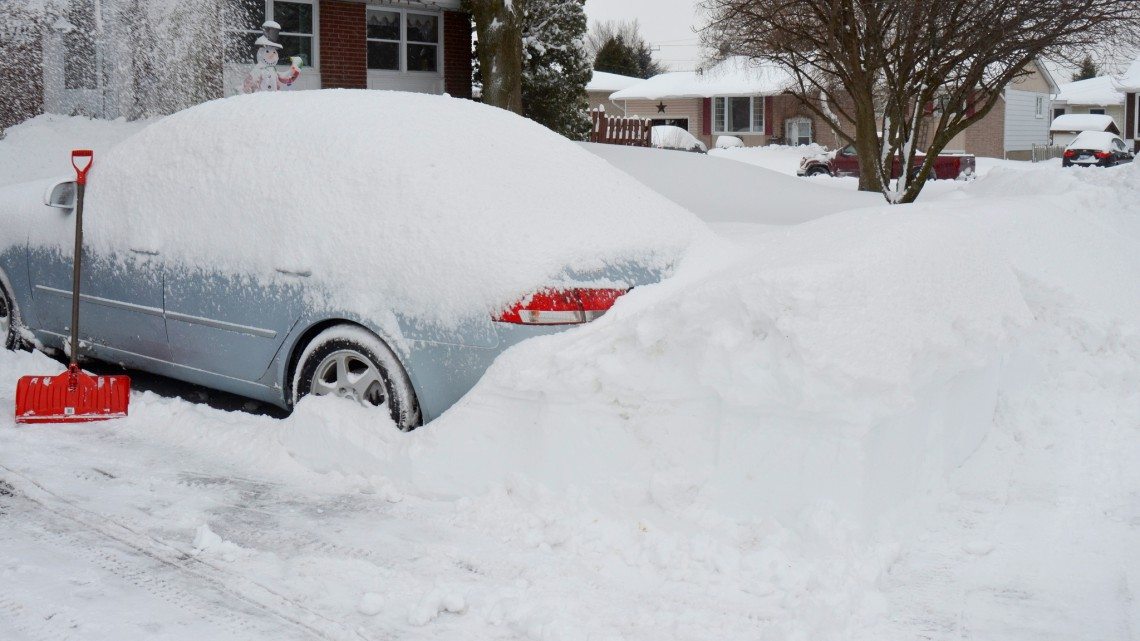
[292,325,421,431]
[1,285,17,351]
[805,166,830,177]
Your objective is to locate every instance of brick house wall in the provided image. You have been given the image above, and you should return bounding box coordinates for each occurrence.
[962,99,1006,159]
[319,0,367,89]
[442,11,472,99]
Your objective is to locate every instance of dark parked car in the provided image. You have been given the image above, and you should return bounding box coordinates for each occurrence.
[1062,132,1134,168]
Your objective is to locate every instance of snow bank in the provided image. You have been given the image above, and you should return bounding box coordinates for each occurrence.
[6,91,708,325]
[582,142,882,224]
[0,114,153,188]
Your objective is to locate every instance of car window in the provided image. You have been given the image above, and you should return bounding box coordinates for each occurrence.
[1113,138,1126,151]
[841,144,855,156]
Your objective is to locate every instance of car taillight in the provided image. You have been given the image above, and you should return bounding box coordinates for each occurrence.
[1094,151,1112,159]
[1063,149,1077,158]
[495,288,629,325]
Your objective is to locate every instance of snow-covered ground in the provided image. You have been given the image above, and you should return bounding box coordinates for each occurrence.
[1,115,1138,641]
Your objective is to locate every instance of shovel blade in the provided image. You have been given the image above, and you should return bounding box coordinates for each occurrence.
[14,368,130,424]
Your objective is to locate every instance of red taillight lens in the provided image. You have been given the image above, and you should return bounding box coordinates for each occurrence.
[495,288,629,325]
[1063,149,1077,158]
[1094,151,1112,159]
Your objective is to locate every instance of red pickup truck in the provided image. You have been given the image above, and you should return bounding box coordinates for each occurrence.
[797,144,976,180]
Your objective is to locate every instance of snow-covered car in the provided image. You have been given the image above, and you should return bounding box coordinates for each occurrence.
[1061,131,1135,168]
[651,125,708,153]
[0,91,703,430]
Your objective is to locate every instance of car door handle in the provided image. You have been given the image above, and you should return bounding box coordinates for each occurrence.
[275,268,311,278]
[130,248,160,256]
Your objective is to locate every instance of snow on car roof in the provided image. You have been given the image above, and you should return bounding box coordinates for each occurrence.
[26,91,708,326]
[1066,130,1121,150]
[587,70,643,94]
[1049,113,1118,133]
[1055,76,1124,106]
[610,57,795,101]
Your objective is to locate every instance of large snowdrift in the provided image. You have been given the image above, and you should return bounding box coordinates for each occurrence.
[1,111,1137,640]
[3,92,709,325]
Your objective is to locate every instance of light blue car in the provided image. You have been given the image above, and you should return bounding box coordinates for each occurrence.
[0,92,692,430]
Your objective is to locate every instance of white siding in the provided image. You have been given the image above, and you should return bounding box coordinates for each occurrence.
[1004,89,1051,152]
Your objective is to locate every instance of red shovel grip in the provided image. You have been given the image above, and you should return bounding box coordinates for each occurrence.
[72,149,94,185]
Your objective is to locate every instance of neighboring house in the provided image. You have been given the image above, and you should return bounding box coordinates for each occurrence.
[1048,113,1120,147]
[936,59,1059,160]
[608,57,1057,159]
[18,0,472,122]
[608,56,819,149]
[1052,75,1126,125]
[586,70,642,114]
[1119,56,1140,152]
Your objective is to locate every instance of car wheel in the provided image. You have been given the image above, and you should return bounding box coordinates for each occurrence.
[292,325,420,431]
[805,166,830,177]
[1,286,17,351]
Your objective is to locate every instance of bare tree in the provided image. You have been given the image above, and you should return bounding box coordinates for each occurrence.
[464,0,525,113]
[702,0,1140,203]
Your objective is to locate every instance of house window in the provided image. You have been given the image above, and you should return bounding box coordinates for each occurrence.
[223,0,315,67]
[785,117,813,145]
[1053,107,1066,120]
[1035,95,1045,118]
[713,96,764,134]
[1089,108,1106,115]
[367,8,440,73]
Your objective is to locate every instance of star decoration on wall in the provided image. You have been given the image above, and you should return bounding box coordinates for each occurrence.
[656,101,667,113]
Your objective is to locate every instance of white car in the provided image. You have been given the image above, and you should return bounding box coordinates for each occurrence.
[1062,131,1135,168]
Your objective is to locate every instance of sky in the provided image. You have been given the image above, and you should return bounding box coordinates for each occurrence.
[583,0,706,71]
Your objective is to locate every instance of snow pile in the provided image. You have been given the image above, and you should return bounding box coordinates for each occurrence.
[583,142,882,224]
[0,114,153,188]
[3,91,708,325]
[586,70,642,93]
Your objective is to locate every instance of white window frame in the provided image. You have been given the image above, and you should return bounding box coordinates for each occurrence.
[224,0,319,69]
[713,96,765,134]
[1035,95,1045,119]
[366,7,443,75]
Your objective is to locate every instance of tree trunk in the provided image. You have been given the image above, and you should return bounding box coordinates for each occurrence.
[849,88,883,193]
[468,0,523,114]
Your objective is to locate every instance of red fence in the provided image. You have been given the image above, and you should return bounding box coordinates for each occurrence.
[588,107,651,147]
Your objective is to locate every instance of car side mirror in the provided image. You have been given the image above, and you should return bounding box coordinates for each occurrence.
[44,179,76,211]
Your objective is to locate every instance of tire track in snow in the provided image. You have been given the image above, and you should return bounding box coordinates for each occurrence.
[0,465,387,641]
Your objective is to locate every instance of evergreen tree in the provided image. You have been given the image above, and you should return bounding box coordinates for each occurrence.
[1072,55,1099,81]
[520,0,591,140]
[587,20,663,79]
[593,35,641,77]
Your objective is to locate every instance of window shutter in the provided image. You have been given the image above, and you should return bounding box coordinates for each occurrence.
[764,96,773,135]
[702,98,712,136]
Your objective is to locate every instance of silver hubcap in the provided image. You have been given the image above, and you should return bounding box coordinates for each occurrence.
[311,350,387,407]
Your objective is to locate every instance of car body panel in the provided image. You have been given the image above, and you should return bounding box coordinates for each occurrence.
[164,266,305,381]
[797,144,977,180]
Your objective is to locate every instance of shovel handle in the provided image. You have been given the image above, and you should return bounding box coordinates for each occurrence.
[72,150,93,185]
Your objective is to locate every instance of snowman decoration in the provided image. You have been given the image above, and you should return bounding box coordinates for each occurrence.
[241,20,302,93]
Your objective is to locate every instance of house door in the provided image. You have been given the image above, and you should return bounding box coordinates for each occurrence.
[59,0,106,117]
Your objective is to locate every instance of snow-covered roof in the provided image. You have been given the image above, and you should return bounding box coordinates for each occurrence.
[1049,113,1119,133]
[610,57,795,101]
[587,71,643,93]
[1117,56,1140,92]
[1055,76,1124,106]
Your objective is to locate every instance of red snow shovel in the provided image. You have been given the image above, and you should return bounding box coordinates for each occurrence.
[14,150,130,424]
